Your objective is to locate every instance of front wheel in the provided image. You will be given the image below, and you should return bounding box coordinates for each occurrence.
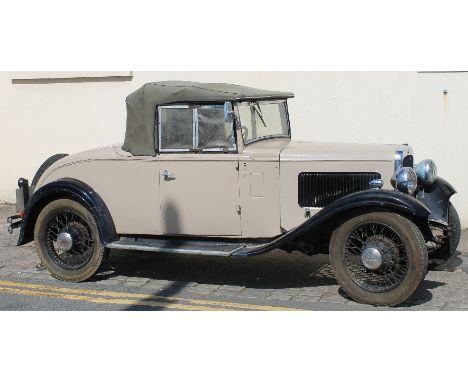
[34,199,108,282]
[330,212,428,306]
[428,202,461,267]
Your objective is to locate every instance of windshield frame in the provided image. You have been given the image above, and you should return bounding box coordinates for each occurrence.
[235,99,291,146]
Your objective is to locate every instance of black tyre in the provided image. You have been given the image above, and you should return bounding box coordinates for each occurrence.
[34,199,108,282]
[31,154,68,188]
[428,202,461,266]
[330,212,428,306]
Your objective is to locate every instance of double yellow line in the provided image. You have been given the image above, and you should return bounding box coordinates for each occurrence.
[0,280,299,311]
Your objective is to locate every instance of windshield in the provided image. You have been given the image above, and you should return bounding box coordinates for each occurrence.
[237,100,290,144]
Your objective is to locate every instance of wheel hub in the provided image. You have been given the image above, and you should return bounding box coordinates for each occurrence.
[361,235,399,271]
[361,247,383,270]
[344,223,408,293]
[56,231,74,252]
[45,211,95,270]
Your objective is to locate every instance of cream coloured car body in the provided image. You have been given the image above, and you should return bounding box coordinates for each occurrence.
[279,141,396,230]
[35,130,398,239]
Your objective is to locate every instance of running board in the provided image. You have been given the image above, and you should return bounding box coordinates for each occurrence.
[106,237,258,257]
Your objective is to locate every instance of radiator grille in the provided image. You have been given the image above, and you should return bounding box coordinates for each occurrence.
[298,172,382,208]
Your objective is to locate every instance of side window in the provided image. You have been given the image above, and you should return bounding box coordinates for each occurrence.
[197,105,235,151]
[159,107,194,151]
[158,104,235,152]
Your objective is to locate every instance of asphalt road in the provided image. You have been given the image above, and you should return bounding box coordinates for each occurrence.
[1,204,468,311]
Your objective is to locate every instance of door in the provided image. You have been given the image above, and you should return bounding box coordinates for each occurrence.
[158,104,241,236]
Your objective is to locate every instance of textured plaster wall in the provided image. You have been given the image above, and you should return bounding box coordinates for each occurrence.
[0,71,466,227]
[254,72,467,227]
[0,71,256,201]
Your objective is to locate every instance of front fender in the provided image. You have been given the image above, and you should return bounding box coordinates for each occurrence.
[17,178,117,246]
[237,189,431,256]
[415,177,456,225]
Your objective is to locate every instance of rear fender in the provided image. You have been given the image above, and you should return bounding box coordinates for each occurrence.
[17,178,117,246]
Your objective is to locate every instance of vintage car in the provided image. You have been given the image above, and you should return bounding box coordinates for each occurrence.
[6,81,460,306]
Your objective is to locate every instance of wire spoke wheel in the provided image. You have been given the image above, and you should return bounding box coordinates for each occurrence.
[330,212,428,306]
[35,199,108,282]
[44,210,95,270]
[344,222,408,293]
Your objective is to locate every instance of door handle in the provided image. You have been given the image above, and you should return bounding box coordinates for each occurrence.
[161,170,175,179]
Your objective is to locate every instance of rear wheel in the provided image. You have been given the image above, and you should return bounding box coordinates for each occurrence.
[330,212,428,306]
[34,199,108,282]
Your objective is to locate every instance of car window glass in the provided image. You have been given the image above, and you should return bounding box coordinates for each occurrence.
[238,100,289,144]
[238,105,254,141]
[255,102,287,136]
[159,105,236,152]
[160,108,193,150]
[198,106,235,151]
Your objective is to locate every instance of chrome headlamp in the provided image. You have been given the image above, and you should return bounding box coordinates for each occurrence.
[414,159,437,185]
[394,144,414,172]
[391,167,418,195]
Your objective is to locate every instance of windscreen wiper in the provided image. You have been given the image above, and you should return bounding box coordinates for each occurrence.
[251,103,268,128]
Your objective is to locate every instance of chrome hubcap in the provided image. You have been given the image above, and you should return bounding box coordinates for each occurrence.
[361,247,383,270]
[46,211,95,270]
[345,223,408,293]
[56,232,74,252]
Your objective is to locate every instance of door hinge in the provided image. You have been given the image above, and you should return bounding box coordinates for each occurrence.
[236,205,241,214]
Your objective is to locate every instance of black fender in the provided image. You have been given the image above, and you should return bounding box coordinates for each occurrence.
[415,177,456,225]
[17,178,117,246]
[237,189,431,257]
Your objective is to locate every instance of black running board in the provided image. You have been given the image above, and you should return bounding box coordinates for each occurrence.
[106,237,264,257]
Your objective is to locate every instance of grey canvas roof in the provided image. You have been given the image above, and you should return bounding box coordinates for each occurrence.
[122,81,294,156]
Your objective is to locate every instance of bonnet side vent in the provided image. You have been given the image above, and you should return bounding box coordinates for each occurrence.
[298,172,381,208]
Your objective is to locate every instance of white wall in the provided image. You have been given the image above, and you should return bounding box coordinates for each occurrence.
[253,72,467,226]
[1,71,467,226]
[0,71,256,199]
